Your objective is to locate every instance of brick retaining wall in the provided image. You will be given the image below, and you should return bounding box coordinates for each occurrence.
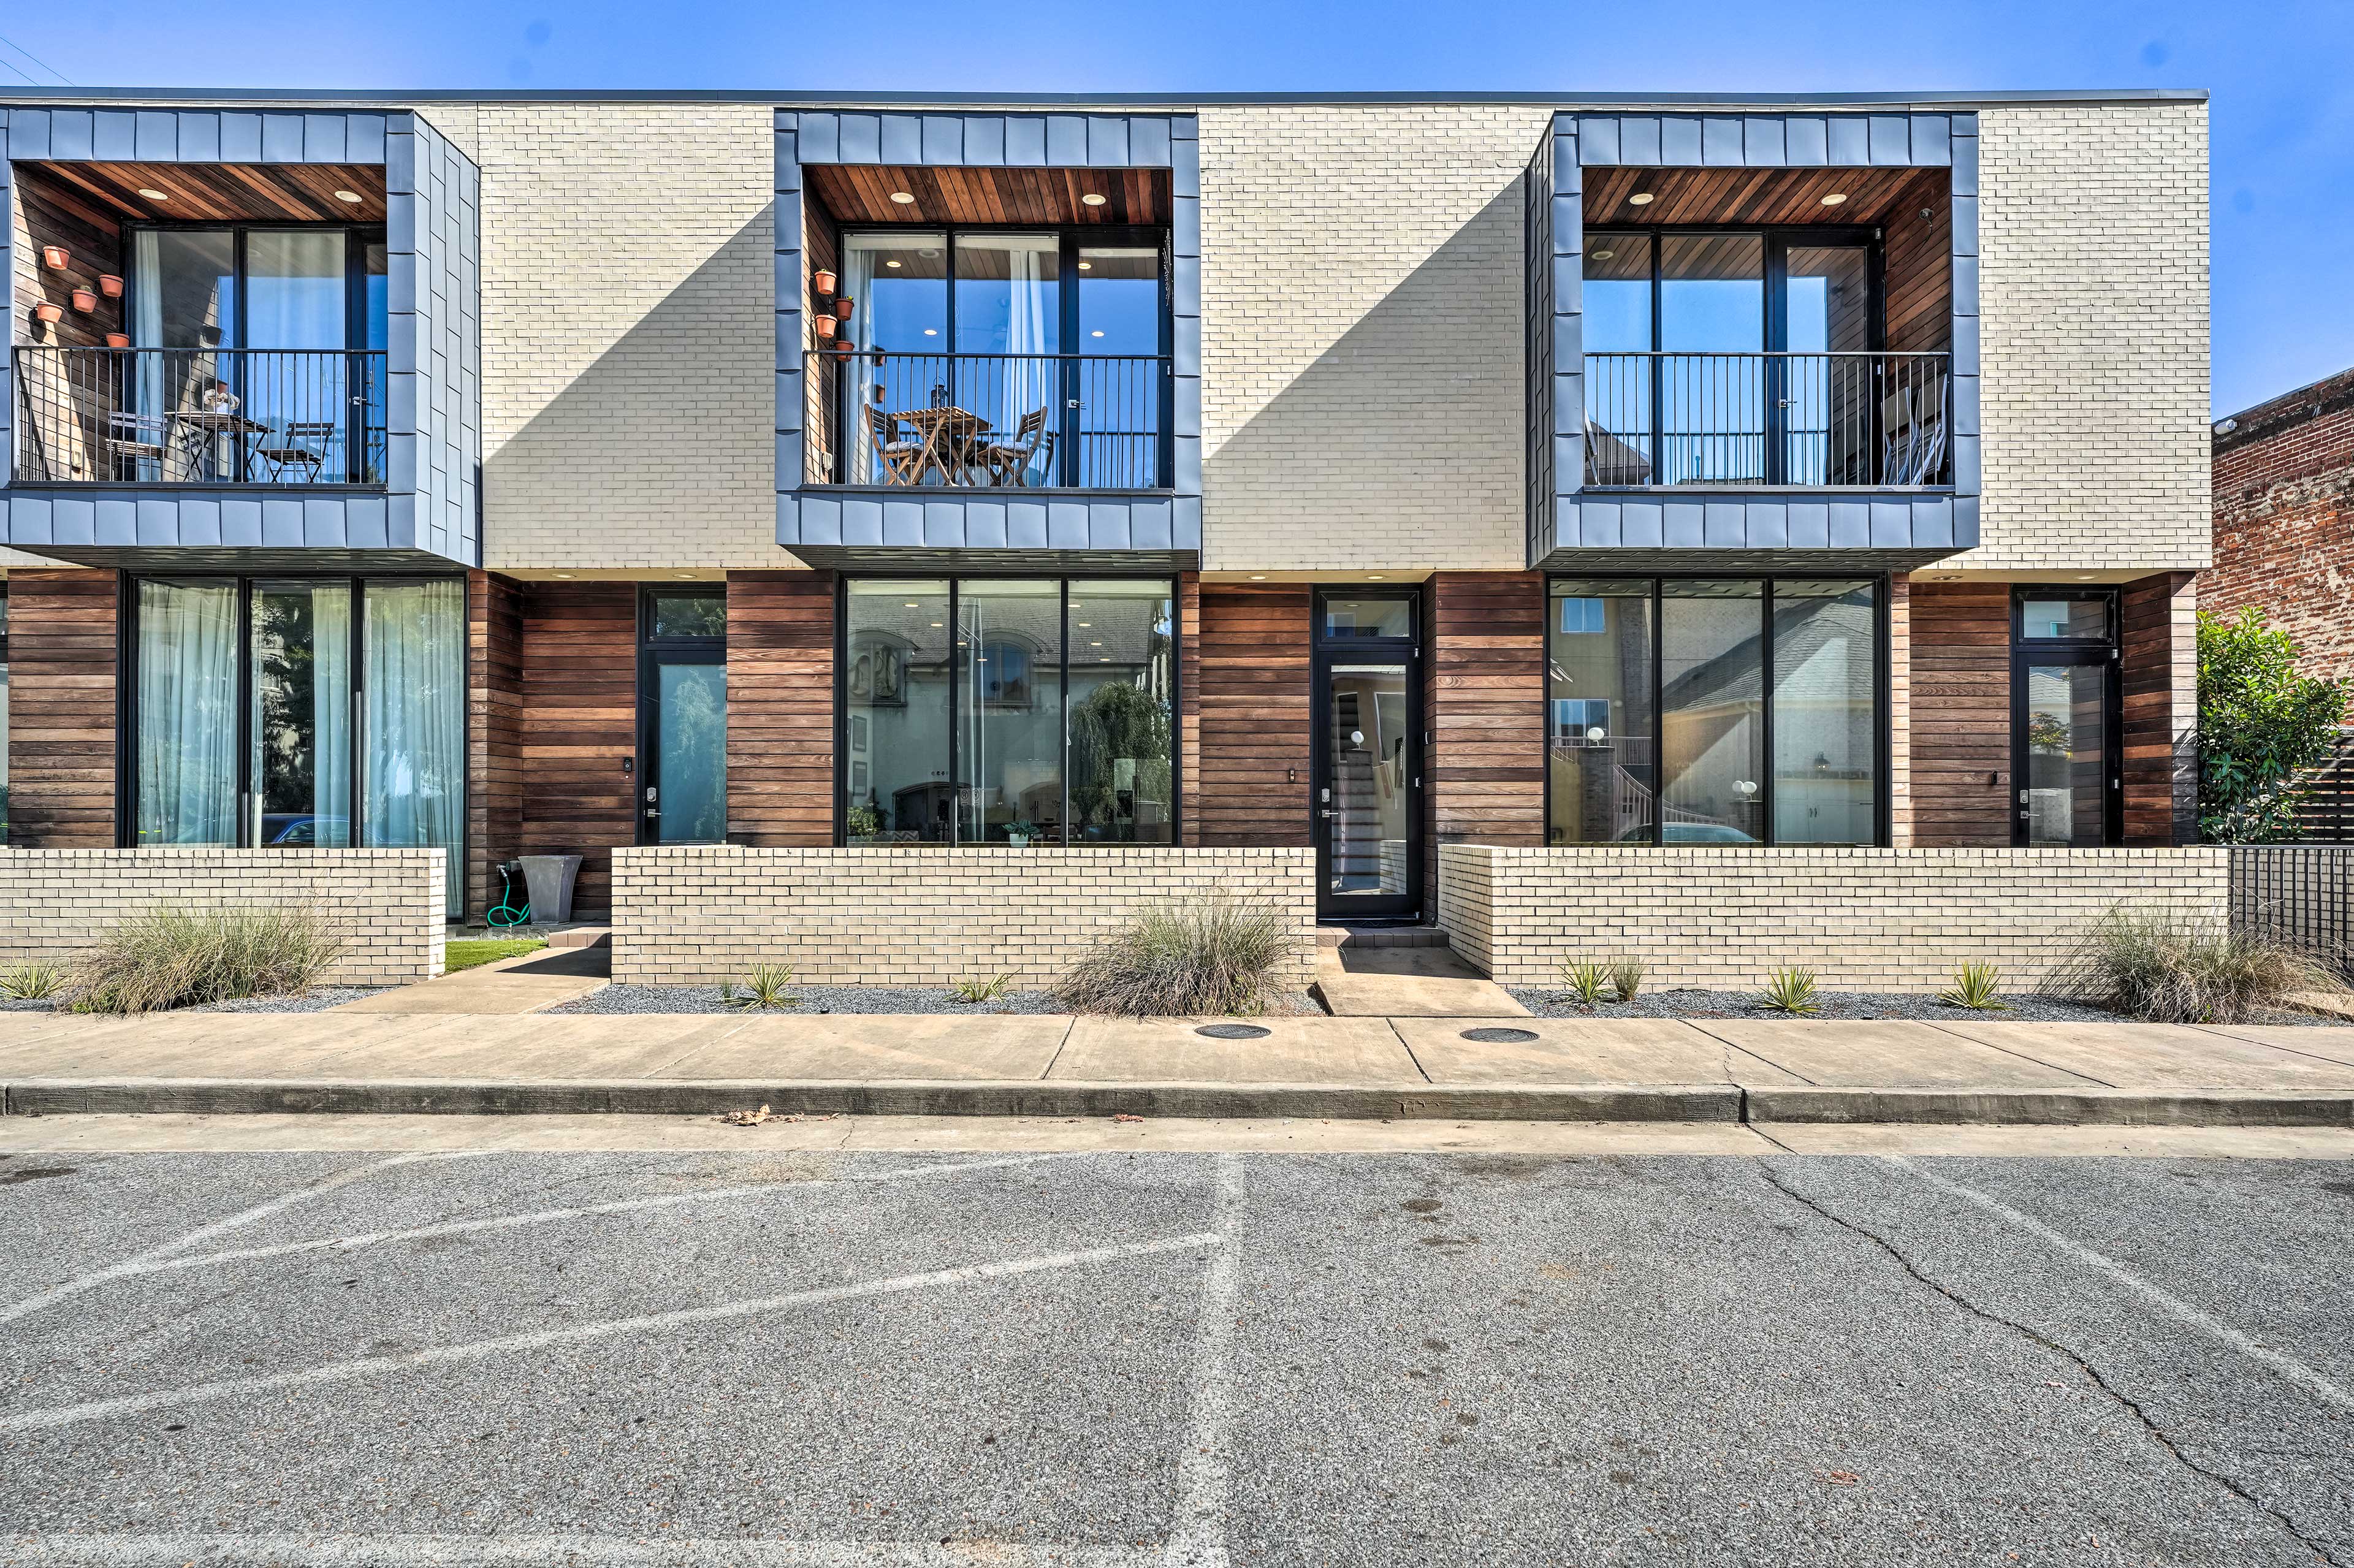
[612,846,1316,988]
[1438,844,2226,992]
[0,850,447,985]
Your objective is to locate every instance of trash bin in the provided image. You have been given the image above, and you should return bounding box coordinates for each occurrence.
[519,854,584,925]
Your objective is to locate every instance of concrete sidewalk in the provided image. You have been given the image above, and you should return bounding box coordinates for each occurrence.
[2,1010,2352,1125]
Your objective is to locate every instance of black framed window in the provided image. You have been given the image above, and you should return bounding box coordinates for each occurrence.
[1547,576,1886,846]
[839,576,1177,846]
[2011,587,2122,847]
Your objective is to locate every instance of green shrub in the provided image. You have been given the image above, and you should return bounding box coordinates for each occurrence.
[2043,905,2337,1024]
[445,937,546,974]
[1937,961,2009,1011]
[952,973,1013,1005]
[722,963,798,1011]
[2197,607,2347,843]
[1559,957,1610,1007]
[1,961,64,1001]
[1057,896,1292,1018]
[1758,967,1821,1016]
[1609,957,1647,1003]
[65,906,345,1014]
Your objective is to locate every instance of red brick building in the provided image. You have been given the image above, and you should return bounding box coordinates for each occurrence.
[2208,367,2354,678]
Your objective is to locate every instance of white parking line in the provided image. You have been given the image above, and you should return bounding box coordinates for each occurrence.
[0,1534,1152,1566]
[1162,1154,1244,1568]
[0,1231,1223,1436]
[122,1152,1081,1279]
[1890,1156,2354,1414]
[0,1151,479,1330]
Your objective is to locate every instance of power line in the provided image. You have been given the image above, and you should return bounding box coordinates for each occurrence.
[0,31,72,86]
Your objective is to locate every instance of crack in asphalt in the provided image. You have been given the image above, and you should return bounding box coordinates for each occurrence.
[1754,1160,2341,1567]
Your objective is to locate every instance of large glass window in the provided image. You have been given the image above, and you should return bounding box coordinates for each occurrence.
[1548,577,1882,847]
[362,580,468,911]
[843,577,1176,846]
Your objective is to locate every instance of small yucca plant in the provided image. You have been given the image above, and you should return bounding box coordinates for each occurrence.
[1,961,64,1002]
[1937,961,2009,1011]
[1561,958,1610,1007]
[1758,966,1822,1016]
[953,973,1013,1005]
[722,962,798,1011]
[1608,957,1646,1003]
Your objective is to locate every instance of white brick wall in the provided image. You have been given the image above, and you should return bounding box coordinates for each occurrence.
[1438,843,2227,992]
[0,850,446,985]
[612,845,1316,987]
[476,104,779,571]
[1197,104,1547,574]
[1973,101,2210,573]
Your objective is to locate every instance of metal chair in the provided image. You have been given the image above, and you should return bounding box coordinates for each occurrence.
[105,411,172,481]
[252,421,338,483]
[977,406,1056,487]
[867,406,924,485]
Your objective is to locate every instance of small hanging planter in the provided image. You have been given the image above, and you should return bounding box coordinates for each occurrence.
[811,268,837,297]
[833,297,855,320]
[70,287,98,314]
[105,332,132,349]
[41,245,69,272]
[33,301,64,325]
[831,333,857,358]
[812,316,836,341]
[98,273,124,299]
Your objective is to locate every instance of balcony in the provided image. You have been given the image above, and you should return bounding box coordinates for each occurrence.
[1583,350,1951,489]
[805,348,1168,490]
[13,346,387,487]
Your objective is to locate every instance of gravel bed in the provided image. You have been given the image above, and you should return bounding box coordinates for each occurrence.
[1505,986,2329,1026]
[554,983,1328,1017]
[187,988,390,1014]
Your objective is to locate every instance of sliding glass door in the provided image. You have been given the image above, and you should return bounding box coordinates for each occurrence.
[251,580,352,847]
[132,579,241,847]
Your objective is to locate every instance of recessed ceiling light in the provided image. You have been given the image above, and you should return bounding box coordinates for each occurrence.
[889,191,916,204]
[1091,641,1103,647]
[1078,261,1092,270]
[905,601,921,608]
[1591,249,1613,261]
[675,573,695,579]
[1091,329,1105,338]
[1081,192,1107,207]
[923,327,937,335]
[2077,574,2098,581]
[931,622,943,627]
[918,248,940,259]
[1367,574,1385,580]
[137,188,169,200]
[885,259,902,268]
[1820,192,1848,206]
[1627,192,1653,205]
[555,573,574,579]
[333,189,364,204]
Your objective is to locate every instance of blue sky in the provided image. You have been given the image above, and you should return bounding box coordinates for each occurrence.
[2,0,2345,415]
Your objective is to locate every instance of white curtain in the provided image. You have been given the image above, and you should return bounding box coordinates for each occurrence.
[130,230,166,481]
[134,580,239,845]
[957,234,1057,479]
[844,238,888,482]
[364,580,467,916]
[311,586,353,845]
[245,230,348,478]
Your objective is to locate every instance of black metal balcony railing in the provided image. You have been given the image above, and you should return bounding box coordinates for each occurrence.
[11,346,388,486]
[806,349,1170,489]
[1583,351,1952,489]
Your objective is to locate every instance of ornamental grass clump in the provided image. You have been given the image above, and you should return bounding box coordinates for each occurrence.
[1608,957,1647,1003]
[65,905,344,1015]
[1057,896,1292,1018]
[2042,905,2338,1025]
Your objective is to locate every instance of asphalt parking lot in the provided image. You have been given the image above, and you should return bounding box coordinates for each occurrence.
[2,1140,2350,1566]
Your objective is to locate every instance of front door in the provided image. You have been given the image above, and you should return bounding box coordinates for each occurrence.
[1312,592,1421,921]
[637,589,728,844]
[2011,588,2121,847]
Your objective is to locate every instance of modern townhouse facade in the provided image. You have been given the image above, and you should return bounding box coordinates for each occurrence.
[0,88,2214,988]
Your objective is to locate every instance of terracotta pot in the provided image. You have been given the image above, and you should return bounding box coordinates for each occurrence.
[833,297,855,320]
[812,268,837,296]
[70,288,98,314]
[34,301,63,325]
[812,316,836,341]
[105,332,131,349]
[832,335,857,357]
[98,274,124,298]
[40,245,69,272]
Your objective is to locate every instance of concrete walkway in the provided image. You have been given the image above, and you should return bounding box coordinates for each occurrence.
[335,943,611,1014]
[3,1010,2353,1126]
[1312,945,1528,1017]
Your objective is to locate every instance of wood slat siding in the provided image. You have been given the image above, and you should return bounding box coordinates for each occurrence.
[1178,572,1201,847]
[520,583,636,916]
[1194,584,1309,847]
[1906,580,2011,847]
[467,571,526,920]
[14,168,126,352]
[726,572,837,847]
[805,164,1169,227]
[1428,572,1545,907]
[2121,571,2196,847]
[21,159,389,224]
[1583,165,1932,229]
[4,568,118,848]
[1883,169,1954,354]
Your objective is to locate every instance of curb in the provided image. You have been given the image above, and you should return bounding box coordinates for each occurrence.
[1744,1086,2354,1128]
[0,1078,1742,1123]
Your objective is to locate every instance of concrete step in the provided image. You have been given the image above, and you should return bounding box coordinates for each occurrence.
[1315,924,1453,951]
[546,926,612,950]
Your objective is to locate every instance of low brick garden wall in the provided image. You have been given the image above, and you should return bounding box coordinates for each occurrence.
[1438,845,2229,992]
[0,848,447,986]
[611,846,1317,988]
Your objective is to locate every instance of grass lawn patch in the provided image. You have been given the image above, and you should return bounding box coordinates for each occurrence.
[446,937,547,973]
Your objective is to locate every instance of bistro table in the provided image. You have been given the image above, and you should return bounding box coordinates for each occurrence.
[889,405,990,485]
[170,408,272,483]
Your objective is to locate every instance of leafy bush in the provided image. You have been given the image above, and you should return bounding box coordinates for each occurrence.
[1937,961,2009,1011]
[65,906,345,1014]
[2197,607,2347,843]
[1560,958,1610,1007]
[1758,967,1822,1016]
[1609,957,1646,1003]
[0,961,64,1001]
[2042,905,2337,1024]
[953,973,1013,1005]
[1057,896,1292,1018]
[722,963,798,1011]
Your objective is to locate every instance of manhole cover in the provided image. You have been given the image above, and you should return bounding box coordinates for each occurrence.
[1460,1027,1539,1044]
[1195,1023,1271,1040]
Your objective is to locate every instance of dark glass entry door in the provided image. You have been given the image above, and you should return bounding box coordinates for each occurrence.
[638,590,728,845]
[1313,593,1420,921]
